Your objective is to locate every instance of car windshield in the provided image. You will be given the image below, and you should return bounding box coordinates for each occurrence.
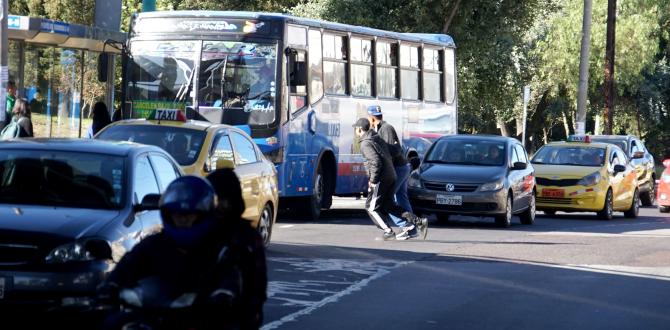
[97,125,206,166]
[531,146,605,167]
[589,138,627,152]
[0,150,125,209]
[426,139,506,166]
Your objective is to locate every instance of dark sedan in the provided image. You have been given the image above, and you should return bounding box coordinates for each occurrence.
[0,139,181,311]
[408,135,536,227]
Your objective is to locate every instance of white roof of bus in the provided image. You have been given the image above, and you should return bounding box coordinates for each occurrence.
[134,11,456,48]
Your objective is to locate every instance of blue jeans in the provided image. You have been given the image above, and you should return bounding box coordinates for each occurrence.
[389,164,413,228]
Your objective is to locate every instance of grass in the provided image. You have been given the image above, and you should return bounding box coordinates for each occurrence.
[31,113,93,138]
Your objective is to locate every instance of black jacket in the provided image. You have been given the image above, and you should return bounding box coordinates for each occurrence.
[359,130,397,184]
[376,121,407,167]
[104,218,267,329]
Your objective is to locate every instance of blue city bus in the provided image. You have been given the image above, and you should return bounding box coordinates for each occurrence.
[121,11,458,219]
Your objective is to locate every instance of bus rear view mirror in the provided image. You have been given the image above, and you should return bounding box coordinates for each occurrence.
[98,53,109,82]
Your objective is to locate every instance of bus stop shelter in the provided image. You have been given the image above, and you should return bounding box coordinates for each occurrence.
[6,15,125,138]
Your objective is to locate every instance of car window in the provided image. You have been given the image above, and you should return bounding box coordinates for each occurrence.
[511,146,520,164]
[611,149,621,166]
[149,154,179,190]
[532,145,604,167]
[616,149,628,166]
[631,140,641,154]
[212,134,235,162]
[231,132,258,165]
[514,144,528,163]
[134,155,160,203]
[426,139,506,166]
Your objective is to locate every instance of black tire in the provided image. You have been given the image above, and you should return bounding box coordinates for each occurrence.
[597,189,614,220]
[623,189,640,218]
[640,179,656,206]
[543,210,556,216]
[258,203,274,248]
[519,192,536,225]
[495,194,512,228]
[436,213,450,223]
[301,164,325,220]
[659,206,670,213]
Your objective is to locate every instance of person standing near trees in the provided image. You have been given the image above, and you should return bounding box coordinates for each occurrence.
[86,102,112,138]
[5,80,17,127]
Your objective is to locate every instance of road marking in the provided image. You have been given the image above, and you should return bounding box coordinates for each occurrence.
[533,230,670,238]
[278,225,295,228]
[263,258,411,330]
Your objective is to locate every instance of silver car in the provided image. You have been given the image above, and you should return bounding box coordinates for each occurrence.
[408,135,536,227]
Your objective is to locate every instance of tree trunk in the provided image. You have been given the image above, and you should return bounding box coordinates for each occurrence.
[497,120,510,137]
[441,0,463,34]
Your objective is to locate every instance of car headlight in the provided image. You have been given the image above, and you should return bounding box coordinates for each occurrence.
[577,172,602,186]
[46,240,112,264]
[480,180,504,192]
[408,171,422,188]
[663,174,670,183]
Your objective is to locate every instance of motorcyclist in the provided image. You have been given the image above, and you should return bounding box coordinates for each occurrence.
[206,168,267,330]
[98,175,246,329]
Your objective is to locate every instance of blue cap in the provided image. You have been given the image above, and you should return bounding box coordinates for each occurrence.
[367,105,382,116]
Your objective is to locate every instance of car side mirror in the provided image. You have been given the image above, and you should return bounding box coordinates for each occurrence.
[134,193,161,212]
[216,158,236,170]
[409,157,421,171]
[613,164,626,174]
[631,151,644,159]
[512,162,527,170]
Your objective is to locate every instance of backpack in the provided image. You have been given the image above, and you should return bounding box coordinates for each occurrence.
[1,117,26,140]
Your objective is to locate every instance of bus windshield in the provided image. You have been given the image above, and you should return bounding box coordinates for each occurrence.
[126,40,278,126]
[198,40,278,126]
[127,40,198,115]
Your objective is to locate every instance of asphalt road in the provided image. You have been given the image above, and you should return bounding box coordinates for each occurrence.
[263,198,670,330]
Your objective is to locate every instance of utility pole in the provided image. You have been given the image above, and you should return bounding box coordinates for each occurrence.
[0,0,8,130]
[522,85,530,148]
[576,0,593,135]
[603,0,617,135]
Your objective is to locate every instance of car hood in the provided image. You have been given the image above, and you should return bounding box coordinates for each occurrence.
[419,163,505,183]
[0,205,121,240]
[533,164,600,179]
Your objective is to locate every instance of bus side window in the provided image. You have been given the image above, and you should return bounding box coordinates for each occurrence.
[287,48,307,113]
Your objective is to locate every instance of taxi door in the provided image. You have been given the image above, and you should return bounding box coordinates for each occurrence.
[609,148,631,209]
[229,131,263,221]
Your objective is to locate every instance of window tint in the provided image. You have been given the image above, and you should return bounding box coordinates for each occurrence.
[231,132,258,165]
[515,145,528,163]
[149,155,179,190]
[212,134,235,161]
[423,48,443,102]
[323,33,348,95]
[308,29,324,103]
[376,41,398,98]
[400,45,420,100]
[134,155,160,203]
[445,48,456,104]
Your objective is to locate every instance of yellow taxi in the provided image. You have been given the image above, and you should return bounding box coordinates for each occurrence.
[529,135,639,220]
[95,109,279,246]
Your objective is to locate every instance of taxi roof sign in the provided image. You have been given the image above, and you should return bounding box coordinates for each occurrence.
[567,135,591,143]
[149,109,187,122]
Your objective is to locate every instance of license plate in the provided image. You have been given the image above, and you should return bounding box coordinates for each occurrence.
[0,277,5,299]
[436,194,462,205]
[542,188,565,198]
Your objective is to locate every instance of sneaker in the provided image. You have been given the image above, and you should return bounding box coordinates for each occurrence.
[417,217,428,239]
[382,230,396,241]
[396,230,410,240]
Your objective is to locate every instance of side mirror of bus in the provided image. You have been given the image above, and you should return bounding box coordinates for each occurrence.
[98,53,109,82]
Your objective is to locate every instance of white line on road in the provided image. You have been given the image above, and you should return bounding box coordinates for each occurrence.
[262,259,411,330]
[279,225,295,228]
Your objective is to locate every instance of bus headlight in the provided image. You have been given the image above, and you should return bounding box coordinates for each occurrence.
[408,171,422,188]
[577,172,602,186]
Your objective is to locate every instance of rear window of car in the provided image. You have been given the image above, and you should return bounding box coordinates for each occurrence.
[0,150,126,209]
[590,138,627,152]
[97,125,207,166]
[531,145,605,167]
